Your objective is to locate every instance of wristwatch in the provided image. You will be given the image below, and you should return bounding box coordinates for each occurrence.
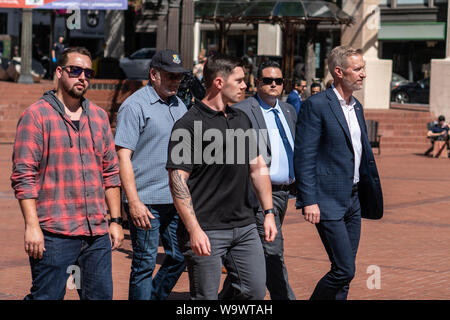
[109,217,123,225]
[263,208,277,216]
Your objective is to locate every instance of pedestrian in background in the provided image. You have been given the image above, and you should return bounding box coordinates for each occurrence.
[51,36,65,78]
[286,78,307,115]
[310,82,321,95]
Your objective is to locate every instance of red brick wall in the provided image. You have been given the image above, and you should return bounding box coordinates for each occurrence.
[0,79,146,143]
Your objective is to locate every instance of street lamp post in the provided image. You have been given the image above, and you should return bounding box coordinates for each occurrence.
[18,8,33,84]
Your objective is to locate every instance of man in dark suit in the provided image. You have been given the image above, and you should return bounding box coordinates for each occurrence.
[286,77,307,115]
[229,60,297,300]
[294,45,383,300]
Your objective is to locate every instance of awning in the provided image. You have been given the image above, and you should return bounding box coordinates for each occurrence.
[379,22,446,41]
[194,0,352,25]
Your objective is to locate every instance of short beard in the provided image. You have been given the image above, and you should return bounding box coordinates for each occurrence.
[343,78,362,92]
[67,85,87,99]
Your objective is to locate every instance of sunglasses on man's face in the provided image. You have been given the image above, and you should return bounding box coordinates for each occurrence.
[160,71,185,81]
[62,65,95,79]
[261,77,284,86]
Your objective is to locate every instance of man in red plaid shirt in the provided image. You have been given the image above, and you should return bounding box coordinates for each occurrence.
[11,47,123,300]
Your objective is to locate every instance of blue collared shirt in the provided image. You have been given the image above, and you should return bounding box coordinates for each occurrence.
[256,94,294,185]
[115,83,187,204]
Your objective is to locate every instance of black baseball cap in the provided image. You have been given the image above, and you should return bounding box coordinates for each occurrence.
[150,49,188,74]
[438,115,445,121]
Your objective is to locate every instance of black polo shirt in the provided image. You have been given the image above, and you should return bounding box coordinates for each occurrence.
[166,99,259,230]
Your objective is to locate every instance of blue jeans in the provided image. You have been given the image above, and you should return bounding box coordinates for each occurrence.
[25,231,113,300]
[310,191,362,300]
[125,203,185,300]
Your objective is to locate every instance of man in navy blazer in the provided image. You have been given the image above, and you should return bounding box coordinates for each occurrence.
[286,78,307,115]
[294,46,383,300]
[225,60,297,300]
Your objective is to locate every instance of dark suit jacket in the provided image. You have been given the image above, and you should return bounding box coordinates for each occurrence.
[294,88,383,220]
[232,95,297,208]
[286,90,302,115]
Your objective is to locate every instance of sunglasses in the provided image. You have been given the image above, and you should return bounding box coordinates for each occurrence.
[167,73,185,81]
[261,77,283,86]
[159,70,185,81]
[62,65,95,79]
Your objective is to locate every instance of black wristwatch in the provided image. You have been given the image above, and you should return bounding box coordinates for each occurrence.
[110,217,123,225]
[263,208,277,216]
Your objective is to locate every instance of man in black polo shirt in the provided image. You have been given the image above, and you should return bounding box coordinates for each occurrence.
[166,55,277,300]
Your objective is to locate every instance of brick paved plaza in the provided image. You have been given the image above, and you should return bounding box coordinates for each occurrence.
[0,144,448,300]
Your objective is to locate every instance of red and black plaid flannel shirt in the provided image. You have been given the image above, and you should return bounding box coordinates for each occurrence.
[11,97,120,237]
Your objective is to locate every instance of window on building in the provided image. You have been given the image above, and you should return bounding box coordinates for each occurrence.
[0,13,7,34]
[397,0,428,5]
[379,0,390,5]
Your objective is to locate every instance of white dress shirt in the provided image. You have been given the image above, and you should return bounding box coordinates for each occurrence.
[332,86,362,184]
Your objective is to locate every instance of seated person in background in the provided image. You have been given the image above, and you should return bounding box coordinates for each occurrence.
[425,115,449,156]
[310,82,321,95]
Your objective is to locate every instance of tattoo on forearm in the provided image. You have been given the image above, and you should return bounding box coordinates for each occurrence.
[170,171,195,216]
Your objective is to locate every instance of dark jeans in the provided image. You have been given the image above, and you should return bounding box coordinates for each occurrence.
[179,223,266,300]
[126,203,185,300]
[310,191,362,300]
[25,231,113,300]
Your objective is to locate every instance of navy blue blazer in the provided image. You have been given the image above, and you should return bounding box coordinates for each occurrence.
[286,90,302,115]
[294,88,383,220]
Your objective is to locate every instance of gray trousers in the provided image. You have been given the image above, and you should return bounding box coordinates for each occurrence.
[255,190,296,300]
[178,223,266,300]
[220,190,296,300]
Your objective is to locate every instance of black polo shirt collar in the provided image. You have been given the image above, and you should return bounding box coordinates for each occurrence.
[194,99,237,119]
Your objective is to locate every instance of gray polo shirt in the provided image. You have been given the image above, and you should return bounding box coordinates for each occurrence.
[115,83,187,204]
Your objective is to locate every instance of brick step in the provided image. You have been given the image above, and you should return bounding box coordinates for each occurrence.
[378,129,427,137]
[0,120,19,130]
[381,144,430,150]
[378,130,427,137]
[365,114,433,121]
[378,126,430,133]
[365,109,432,116]
[381,137,430,143]
[368,120,432,126]
[0,131,16,140]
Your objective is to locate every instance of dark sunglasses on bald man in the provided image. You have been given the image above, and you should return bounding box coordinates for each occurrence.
[62,65,95,79]
[261,77,283,86]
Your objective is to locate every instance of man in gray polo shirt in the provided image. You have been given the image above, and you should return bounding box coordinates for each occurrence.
[115,49,187,300]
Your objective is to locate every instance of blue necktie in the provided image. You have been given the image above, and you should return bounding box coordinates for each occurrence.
[271,108,294,180]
